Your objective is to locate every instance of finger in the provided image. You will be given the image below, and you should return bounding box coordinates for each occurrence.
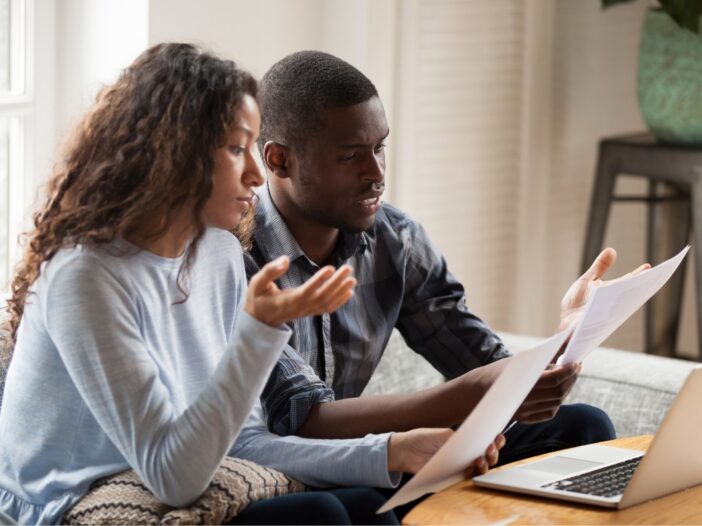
[298,265,336,295]
[518,407,561,424]
[580,247,617,282]
[486,443,499,467]
[603,263,651,286]
[495,434,506,450]
[533,364,579,388]
[319,280,356,312]
[472,456,488,476]
[293,276,356,317]
[525,375,578,404]
[249,256,290,296]
[312,265,354,299]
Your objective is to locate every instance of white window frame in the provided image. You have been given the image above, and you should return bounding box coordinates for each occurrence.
[1,0,32,292]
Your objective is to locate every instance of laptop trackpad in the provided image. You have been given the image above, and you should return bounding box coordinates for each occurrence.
[525,456,604,475]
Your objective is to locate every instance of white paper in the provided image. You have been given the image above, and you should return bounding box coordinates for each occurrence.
[558,245,689,365]
[377,328,570,513]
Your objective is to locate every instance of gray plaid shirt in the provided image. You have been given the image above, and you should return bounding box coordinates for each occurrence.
[253,186,510,435]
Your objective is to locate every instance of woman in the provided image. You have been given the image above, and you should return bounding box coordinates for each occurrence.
[0,43,397,525]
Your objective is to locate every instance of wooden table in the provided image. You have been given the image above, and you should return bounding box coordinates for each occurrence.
[403,436,702,525]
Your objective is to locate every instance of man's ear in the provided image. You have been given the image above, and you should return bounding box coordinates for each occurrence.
[263,141,290,178]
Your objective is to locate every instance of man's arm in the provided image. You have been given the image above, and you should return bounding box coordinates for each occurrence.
[233,404,502,485]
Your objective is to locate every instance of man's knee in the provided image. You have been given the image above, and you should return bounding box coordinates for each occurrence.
[557,403,616,444]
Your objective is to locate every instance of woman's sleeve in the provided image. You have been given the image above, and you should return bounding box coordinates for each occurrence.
[43,255,291,507]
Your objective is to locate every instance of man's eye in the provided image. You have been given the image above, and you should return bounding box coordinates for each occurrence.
[340,152,356,161]
[374,143,387,153]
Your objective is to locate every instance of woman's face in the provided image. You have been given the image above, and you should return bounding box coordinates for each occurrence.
[203,94,264,231]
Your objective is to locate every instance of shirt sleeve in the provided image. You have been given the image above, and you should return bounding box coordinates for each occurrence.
[395,220,511,380]
[244,250,337,436]
[43,255,291,507]
[260,345,335,435]
[230,404,401,488]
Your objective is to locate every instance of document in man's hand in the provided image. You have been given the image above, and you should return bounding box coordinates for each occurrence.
[558,245,689,365]
[377,328,571,513]
[377,245,690,513]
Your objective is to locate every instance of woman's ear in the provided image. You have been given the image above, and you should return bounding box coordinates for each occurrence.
[263,141,290,178]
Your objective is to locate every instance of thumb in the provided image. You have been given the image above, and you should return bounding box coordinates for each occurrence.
[249,256,290,295]
[581,247,616,281]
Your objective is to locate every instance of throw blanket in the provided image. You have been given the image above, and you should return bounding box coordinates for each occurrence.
[63,458,307,525]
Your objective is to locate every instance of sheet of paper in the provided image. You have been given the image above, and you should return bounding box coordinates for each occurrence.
[558,245,689,365]
[377,328,570,513]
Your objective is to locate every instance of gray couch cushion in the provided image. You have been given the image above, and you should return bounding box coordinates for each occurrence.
[362,331,445,396]
[488,333,698,437]
[364,330,698,438]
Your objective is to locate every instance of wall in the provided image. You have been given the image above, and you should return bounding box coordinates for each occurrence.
[36,0,695,355]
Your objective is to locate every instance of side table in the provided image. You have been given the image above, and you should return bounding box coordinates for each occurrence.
[581,133,702,359]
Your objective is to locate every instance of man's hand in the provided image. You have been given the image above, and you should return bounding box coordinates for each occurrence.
[515,362,581,424]
[558,248,650,332]
[245,255,356,327]
[387,428,505,476]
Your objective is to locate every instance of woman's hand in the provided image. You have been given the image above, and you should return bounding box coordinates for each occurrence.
[387,428,505,476]
[464,433,505,477]
[245,255,356,327]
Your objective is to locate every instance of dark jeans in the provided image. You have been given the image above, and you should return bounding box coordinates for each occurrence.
[380,403,615,520]
[497,403,615,465]
[229,487,399,525]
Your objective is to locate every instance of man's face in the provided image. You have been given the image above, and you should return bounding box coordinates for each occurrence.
[286,96,389,233]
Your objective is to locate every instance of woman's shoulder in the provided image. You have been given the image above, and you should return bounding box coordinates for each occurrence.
[201,229,243,254]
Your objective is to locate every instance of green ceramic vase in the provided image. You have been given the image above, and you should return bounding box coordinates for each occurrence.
[638,10,702,145]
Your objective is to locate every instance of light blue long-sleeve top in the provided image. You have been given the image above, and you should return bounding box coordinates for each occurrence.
[0,230,292,525]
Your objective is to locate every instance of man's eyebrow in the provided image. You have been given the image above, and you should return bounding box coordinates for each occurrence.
[338,129,390,148]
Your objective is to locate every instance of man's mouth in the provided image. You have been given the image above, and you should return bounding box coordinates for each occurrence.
[359,196,380,206]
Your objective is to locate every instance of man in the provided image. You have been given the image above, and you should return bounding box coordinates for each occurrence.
[232,50,622,503]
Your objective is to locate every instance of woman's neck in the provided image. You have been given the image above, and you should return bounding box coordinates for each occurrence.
[126,210,194,258]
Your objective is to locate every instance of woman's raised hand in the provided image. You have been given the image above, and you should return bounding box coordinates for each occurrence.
[245,255,356,327]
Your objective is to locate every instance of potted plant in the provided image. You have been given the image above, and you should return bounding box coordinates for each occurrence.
[604,0,702,144]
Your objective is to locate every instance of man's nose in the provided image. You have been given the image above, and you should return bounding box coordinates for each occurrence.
[361,152,385,183]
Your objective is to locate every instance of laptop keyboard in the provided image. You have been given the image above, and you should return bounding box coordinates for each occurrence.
[540,456,642,498]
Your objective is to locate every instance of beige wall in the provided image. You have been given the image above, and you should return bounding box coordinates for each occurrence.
[38,0,696,355]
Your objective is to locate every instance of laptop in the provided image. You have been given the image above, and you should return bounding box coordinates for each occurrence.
[473,365,702,509]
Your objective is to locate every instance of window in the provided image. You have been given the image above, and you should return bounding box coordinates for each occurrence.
[0,0,30,291]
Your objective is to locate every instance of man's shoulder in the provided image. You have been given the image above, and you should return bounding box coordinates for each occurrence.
[375,202,421,235]
[371,202,429,250]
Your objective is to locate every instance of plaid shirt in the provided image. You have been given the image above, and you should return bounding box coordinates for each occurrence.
[252,186,510,435]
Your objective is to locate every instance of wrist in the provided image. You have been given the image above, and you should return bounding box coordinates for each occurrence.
[387,432,405,472]
[244,304,280,328]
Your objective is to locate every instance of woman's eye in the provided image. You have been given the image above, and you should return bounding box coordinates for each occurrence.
[340,152,356,161]
[229,146,245,155]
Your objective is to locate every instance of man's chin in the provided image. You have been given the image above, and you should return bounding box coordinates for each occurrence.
[342,215,377,233]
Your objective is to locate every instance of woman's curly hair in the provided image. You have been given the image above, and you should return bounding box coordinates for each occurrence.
[1,43,257,356]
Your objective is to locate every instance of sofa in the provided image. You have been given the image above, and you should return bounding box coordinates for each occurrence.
[0,322,696,526]
[0,321,696,439]
[363,330,699,438]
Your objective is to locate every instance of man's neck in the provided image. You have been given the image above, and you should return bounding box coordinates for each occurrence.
[269,185,339,266]
[289,221,339,267]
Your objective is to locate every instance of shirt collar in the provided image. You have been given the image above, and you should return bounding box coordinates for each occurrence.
[254,184,370,267]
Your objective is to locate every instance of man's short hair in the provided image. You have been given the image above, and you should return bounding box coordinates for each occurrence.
[258,50,378,151]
